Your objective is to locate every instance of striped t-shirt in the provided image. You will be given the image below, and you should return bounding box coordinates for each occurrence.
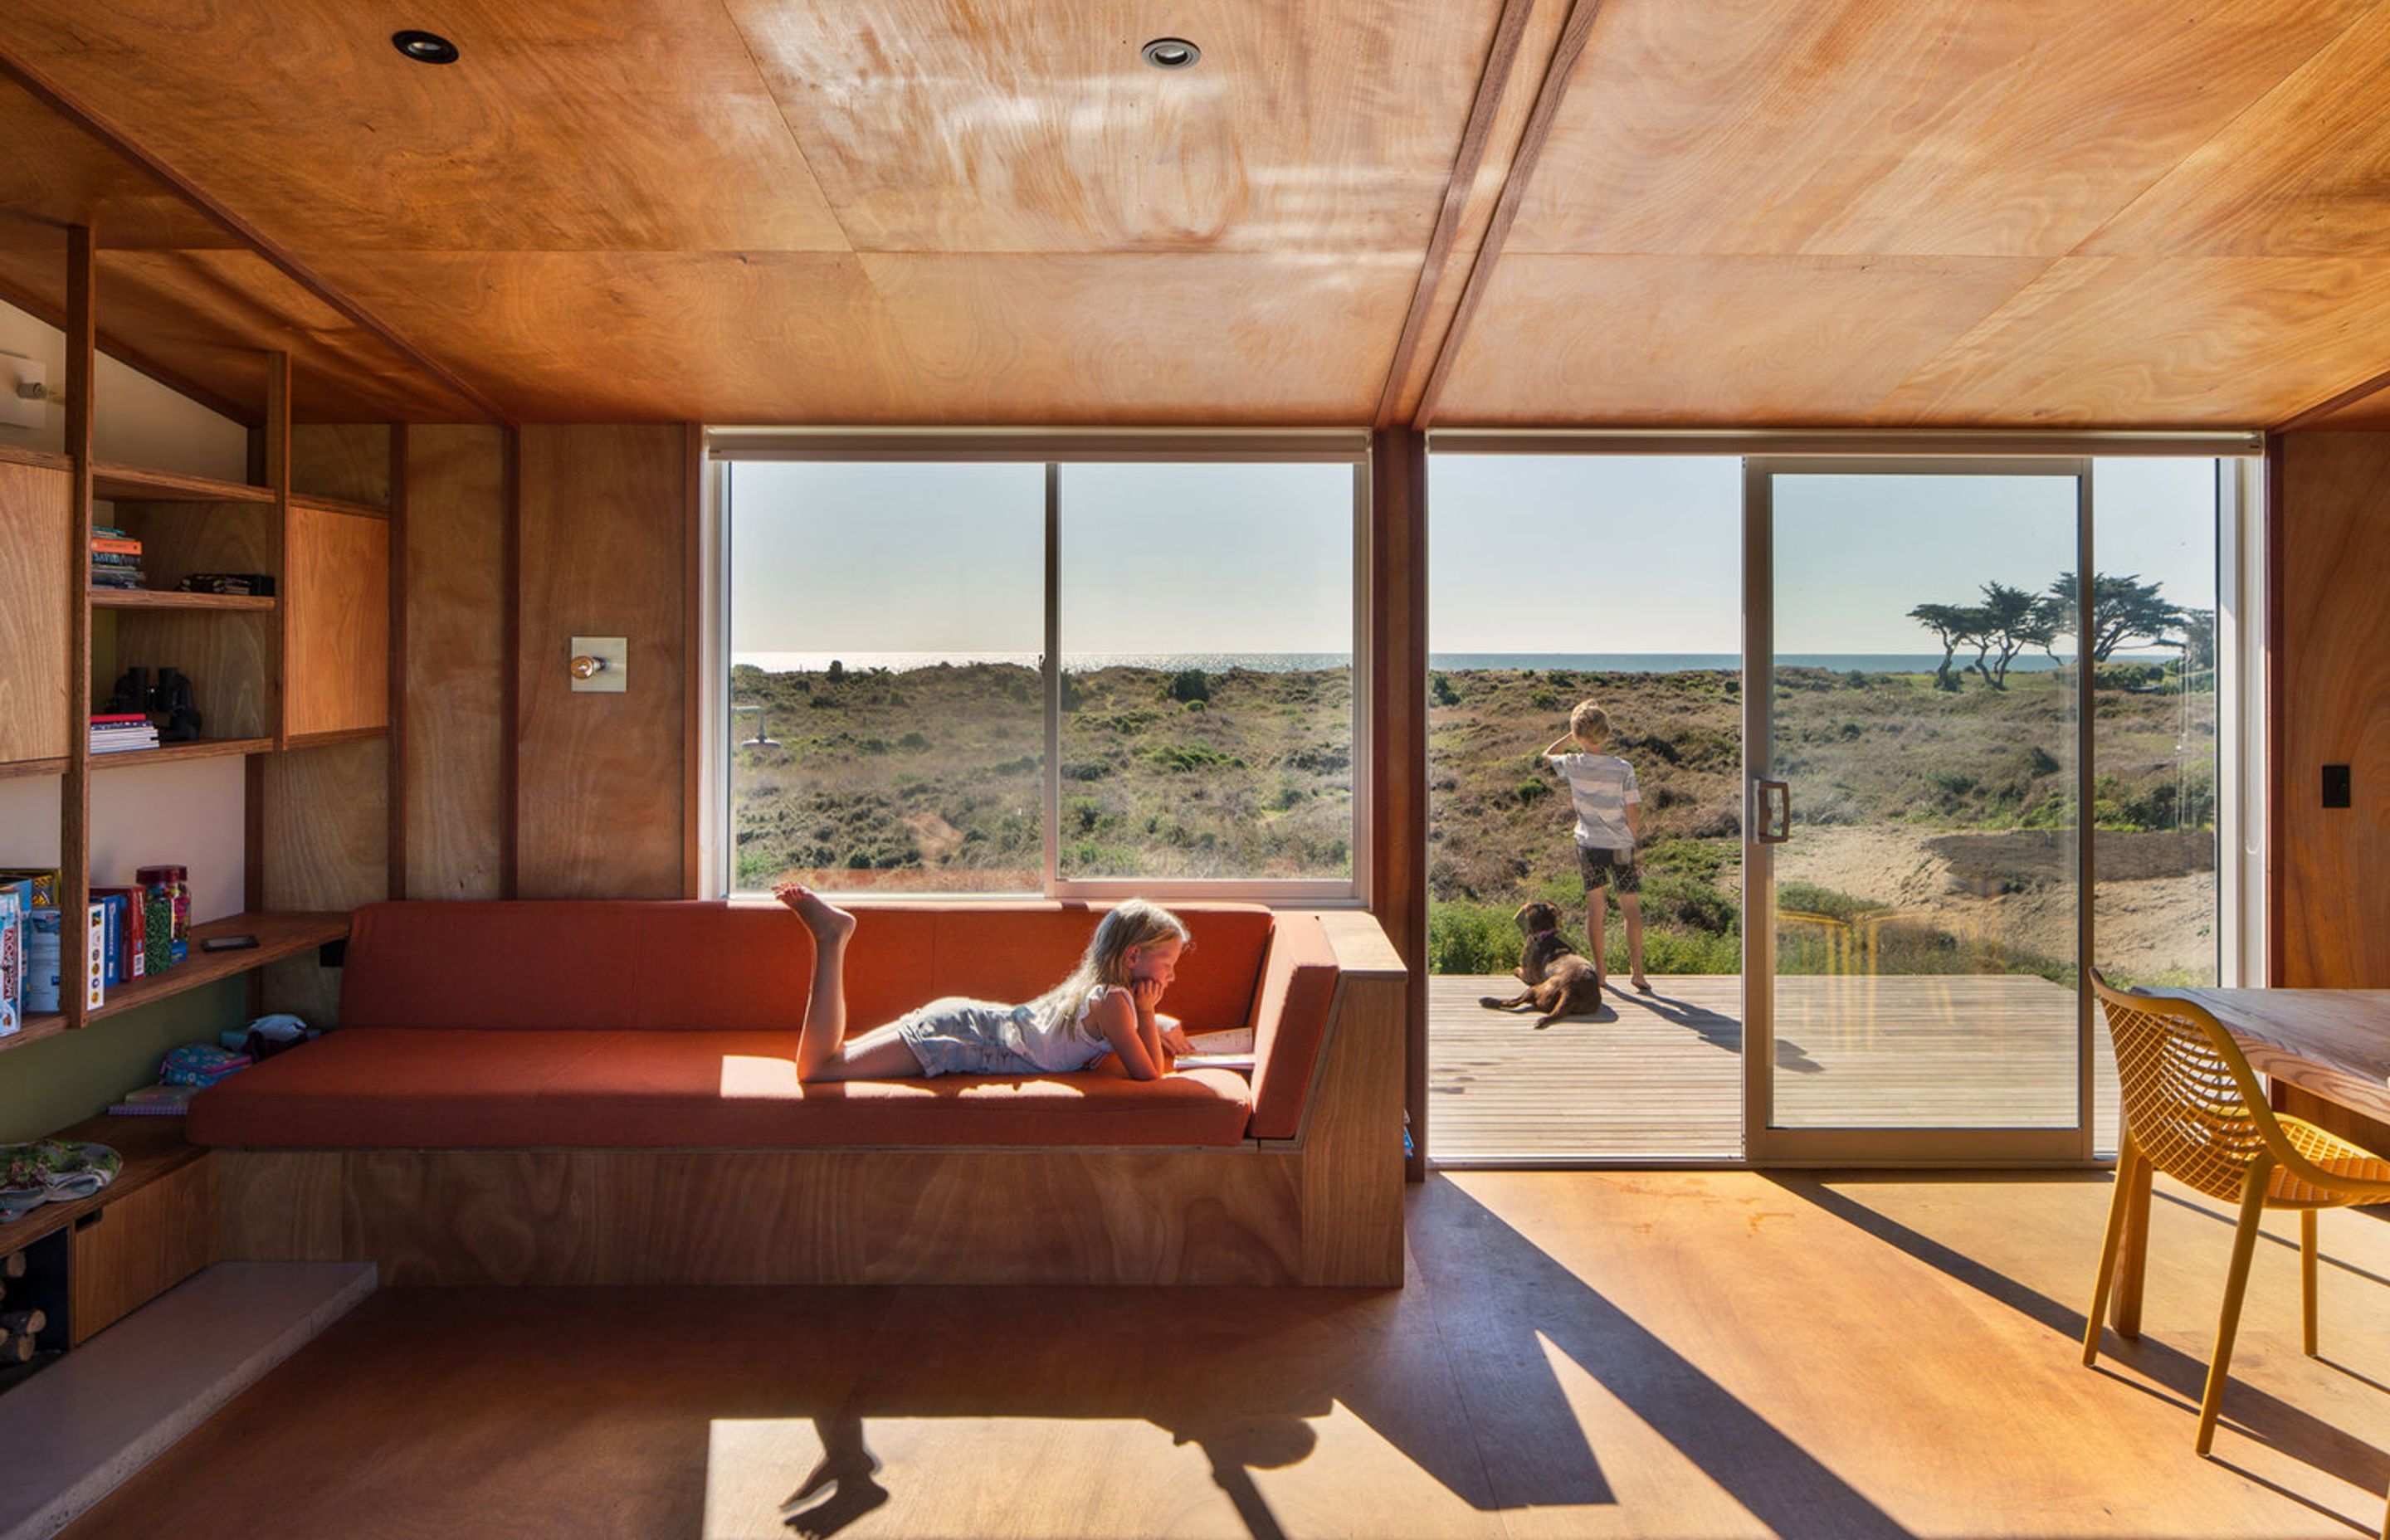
[1546,752,1640,850]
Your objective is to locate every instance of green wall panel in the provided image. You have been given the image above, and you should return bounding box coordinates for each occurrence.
[0,977,245,1143]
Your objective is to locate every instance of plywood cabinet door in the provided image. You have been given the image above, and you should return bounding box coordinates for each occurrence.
[285,504,389,738]
[68,1156,219,1345]
[0,460,71,764]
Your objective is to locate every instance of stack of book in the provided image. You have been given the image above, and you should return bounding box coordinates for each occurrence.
[88,712,159,754]
[90,525,144,591]
[106,1084,201,1117]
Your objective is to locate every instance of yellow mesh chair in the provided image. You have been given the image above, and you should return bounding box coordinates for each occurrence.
[2085,968,2390,1456]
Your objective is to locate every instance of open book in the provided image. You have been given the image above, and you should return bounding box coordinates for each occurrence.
[1172,1027,1256,1073]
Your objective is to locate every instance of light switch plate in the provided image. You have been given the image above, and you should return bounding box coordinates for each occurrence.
[0,352,45,431]
[569,636,627,693]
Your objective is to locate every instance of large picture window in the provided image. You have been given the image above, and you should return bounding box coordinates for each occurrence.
[720,442,1364,899]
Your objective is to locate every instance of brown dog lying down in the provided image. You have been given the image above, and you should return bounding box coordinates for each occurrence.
[1478,899,1605,1028]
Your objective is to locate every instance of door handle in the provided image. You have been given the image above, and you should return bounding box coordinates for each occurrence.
[1755,779,1792,845]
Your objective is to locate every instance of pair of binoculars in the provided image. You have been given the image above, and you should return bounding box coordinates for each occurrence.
[105,665,203,743]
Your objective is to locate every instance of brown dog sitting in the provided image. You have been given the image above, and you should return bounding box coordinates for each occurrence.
[1478,899,1605,1028]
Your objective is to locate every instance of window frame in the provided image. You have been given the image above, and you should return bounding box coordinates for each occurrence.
[705,429,1374,904]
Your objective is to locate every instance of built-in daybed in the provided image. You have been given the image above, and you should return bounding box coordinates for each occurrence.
[191,899,1406,1286]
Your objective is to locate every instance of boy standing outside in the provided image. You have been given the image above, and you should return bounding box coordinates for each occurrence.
[1543,701,1650,992]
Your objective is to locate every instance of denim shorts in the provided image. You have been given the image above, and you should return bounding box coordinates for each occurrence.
[895,999,1046,1078]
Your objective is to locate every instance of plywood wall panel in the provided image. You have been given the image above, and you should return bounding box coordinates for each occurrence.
[258,736,388,1022]
[516,425,686,899]
[0,459,71,763]
[401,425,508,899]
[2275,431,2390,987]
[258,738,388,913]
[285,505,388,738]
[290,425,391,509]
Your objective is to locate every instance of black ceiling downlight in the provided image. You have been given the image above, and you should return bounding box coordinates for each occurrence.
[392,29,460,65]
[1141,37,1200,70]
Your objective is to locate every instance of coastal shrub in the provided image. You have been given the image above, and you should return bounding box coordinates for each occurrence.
[1515,778,1549,805]
[1143,743,1246,772]
[1641,871,1739,936]
[898,732,928,750]
[1430,673,1461,706]
[1645,836,1729,881]
[1688,802,1742,839]
[1428,902,1522,974]
[1627,928,1741,975]
[826,660,846,683]
[1168,668,1211,704]
[1776,882,1882,922]
[1530,692,1561,710]
[2115,769,2216,831]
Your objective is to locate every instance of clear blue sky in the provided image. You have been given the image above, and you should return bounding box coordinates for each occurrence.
[729,460,1353,657]
[728,456,2222,659]
[1427,456,2217,654]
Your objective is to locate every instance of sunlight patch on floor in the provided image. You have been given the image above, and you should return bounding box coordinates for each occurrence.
[701,1401,1519,1540]
[1492,1330,1770,1540]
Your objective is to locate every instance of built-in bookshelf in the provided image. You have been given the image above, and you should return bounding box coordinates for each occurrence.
[0,912,352,1054]
[0,228,394,1048]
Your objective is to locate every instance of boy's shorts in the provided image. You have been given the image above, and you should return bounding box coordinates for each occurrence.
[1576,843,1641,894]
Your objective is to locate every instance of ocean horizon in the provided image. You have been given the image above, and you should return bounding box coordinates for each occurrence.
[730,650,2145,675]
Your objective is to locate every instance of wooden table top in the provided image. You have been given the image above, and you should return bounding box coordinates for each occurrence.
[2177,987,2390,1125]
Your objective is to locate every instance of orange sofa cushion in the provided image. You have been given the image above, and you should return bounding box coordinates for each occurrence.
[187,1029,1255,1148]
[192,899,1341,1150]
[337,899,1274,1037]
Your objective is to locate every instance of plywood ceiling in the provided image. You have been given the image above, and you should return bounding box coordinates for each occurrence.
[5,0,2390,428]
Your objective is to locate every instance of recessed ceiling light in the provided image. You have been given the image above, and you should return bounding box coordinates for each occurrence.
[1141,37,1200,70]
[392,29,460,65]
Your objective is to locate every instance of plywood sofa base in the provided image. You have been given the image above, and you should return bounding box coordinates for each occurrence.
[215,1143,1393,1285]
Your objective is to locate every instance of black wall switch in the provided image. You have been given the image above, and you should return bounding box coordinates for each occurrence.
[2324,763,2353,808]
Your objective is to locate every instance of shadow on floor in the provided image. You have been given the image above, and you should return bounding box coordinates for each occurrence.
[1766,1172,2390,1512]
[772,1179,1913,1539]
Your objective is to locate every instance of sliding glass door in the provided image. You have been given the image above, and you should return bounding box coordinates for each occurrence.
[1744,460,2091,1163]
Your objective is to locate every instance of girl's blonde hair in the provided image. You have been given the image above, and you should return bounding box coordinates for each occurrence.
[1569,699,1611,743]
[1033,899,1192,1020]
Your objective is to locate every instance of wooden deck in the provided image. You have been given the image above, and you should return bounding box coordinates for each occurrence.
[1430,972,2123,1162]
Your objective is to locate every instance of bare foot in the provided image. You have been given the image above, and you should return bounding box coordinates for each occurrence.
[1632,976,1652,993]
[773,880,857,945]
